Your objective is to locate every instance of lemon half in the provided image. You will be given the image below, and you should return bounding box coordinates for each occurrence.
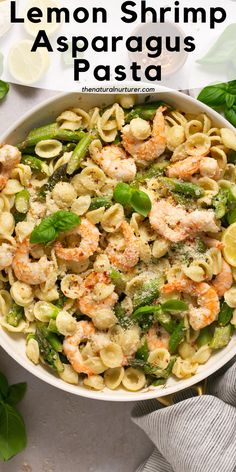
[222,222,236,267]
[8,40,49,85]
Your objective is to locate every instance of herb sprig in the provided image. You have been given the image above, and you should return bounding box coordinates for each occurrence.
[0,372,27,461]
[198,80,236,127]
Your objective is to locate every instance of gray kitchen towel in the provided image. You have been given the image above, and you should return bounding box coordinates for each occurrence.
[132,359,236,472]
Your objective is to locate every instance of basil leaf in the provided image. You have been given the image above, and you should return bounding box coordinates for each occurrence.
[53,211,80,232]
[197,25,236,65]
[0,402,27,461]
[225,94,235,109]
[6,383,27,407]
[0,373,8,401]
[161,299,188,313]
[227,80,236,95]
[197,85,226,107]
[30,216,57,244]
[0,80,9,100]
[130,189,152,217]
[113,182,132,205]
[30,211,81,244]
[225,106,236,127]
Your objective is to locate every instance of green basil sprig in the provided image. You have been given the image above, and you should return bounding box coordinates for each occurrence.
[0,80,9,100]
[30,211,81,244]
[0,372,27,461]
[113,182,151,217]
[197,80,236,127]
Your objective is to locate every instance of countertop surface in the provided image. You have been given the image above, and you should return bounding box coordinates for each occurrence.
[0,85,153,472]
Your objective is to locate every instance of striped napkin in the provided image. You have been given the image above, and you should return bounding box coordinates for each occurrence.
[132,359,236,472]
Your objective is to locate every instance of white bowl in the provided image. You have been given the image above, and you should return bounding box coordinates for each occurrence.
[1,85,236,401]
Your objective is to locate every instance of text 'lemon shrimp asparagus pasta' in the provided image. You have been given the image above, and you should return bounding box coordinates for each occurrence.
[1,96,236,393]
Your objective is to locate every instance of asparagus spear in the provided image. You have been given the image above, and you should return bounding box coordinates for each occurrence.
[135,337,149,361]
[210,325,233,349]
[18,123,85,151]
[212,189,229,219]
[38,164,69,200]
[169,319,186,354]
[66,133,95,175]
[129,356,176,379]
[114,303,132,328]
[15,189,30,214]
[22,154,49,176]
[197,326,213,347]
[125,101,172,123]
[160,177,204,199]
[133,279,160,310]
[6,302,24,327]
[132,162,169,186]
[218,300,233,327]
[35,324,64,372]
[89,196,112,211]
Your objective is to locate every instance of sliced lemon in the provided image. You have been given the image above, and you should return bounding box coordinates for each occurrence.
[222,222,236,267]
[0,0,12,38]
[8,40,50,85]
[24,0,60,37]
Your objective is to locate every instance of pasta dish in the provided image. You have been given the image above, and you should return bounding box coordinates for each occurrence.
[0,95,236,393]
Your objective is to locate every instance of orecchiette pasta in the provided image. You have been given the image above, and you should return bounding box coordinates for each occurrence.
[101,204,124,232]
[26,338,40,364]
[100,343,123,368]
[56,310,77,336]
[148,348,170,369]
[52,182,77,208]
[83,375,105,390]
[59,364,79,385]
[35,139,63,158]
[122,367,146,391]
[172,357,198,379]
[1,97,236,395]
[10,281,33,307]
[104,367,125,390]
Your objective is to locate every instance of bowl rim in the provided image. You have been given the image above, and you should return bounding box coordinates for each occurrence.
[1,83,236,402]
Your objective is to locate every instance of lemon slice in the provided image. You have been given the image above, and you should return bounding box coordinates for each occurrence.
[24,0,60,37]
[8,40,50,85]
[0,0,12,38]
[222,222,236,267]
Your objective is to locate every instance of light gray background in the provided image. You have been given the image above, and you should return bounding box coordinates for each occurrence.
[0,85,153,472]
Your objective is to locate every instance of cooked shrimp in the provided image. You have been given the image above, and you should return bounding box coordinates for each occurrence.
[63,320,95,375]
[202,237,224,250]
[92,144,136,182]
[149,201,187,242]
[212,259,233,297]
[147,325,170,351]
[54,218,99,263]
[122,106,166,163]
[106,220,139,271]
[167,155,203,180]
[78,271,118,316]
[162,279,220,330]
[0,145,21,190]
[184,209,219,234]
[149,200,219,243]
[0,243,16,270]
[12,238,53,285]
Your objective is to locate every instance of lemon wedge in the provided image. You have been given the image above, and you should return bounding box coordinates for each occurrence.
[24,0,60,37]
[8,40,49,85]
[222,222,236,267]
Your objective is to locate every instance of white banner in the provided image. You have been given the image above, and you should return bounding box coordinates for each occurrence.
[0,0,236,91]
